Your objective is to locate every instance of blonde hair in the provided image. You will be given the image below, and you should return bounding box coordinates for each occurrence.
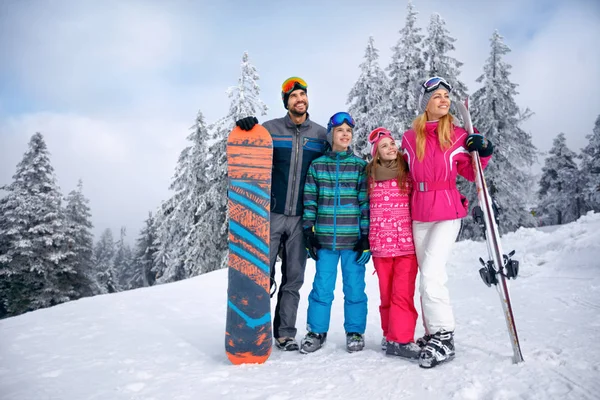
[412,112,455,161]
[366,151,410,195]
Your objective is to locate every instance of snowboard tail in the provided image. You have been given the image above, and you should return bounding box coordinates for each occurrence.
[225,125,273,365]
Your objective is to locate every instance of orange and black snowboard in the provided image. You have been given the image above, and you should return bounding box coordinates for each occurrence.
[225,124,273,365]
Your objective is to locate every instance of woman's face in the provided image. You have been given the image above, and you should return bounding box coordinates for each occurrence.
[426,88,451,120]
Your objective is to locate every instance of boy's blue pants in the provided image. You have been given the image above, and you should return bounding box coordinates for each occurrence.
[307,249,368,334]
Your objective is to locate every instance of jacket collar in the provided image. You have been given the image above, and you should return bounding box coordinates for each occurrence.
[425,120,439,135]
[284,112,312,129]
[325,147,354,160]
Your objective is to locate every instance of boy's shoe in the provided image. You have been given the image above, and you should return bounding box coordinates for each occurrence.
[381,337,388,351]
[300,332,327,354]
[385,341,421,359]
[416,334,432,348]
[275,337,299,351]
[419,330,455,369]
[346,332,365,353]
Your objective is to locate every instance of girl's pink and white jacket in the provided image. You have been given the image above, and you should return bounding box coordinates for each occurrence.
[400,121,491,222]
[368,178,415,258]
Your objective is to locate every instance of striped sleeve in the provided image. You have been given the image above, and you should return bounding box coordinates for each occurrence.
[357,162,369,237]
[303,163,319,230]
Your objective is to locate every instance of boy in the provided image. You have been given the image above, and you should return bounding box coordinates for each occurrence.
[300,112,370,354]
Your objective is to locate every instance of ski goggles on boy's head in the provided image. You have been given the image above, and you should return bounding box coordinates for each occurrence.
[421,76,452,94]
[368,127,392,145]
[281,76,308,94]
[327,112,355,132]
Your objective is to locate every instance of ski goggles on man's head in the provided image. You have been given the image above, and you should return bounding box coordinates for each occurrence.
[327,112,355,132]
[368,127,392,145]
[421,76,452,94]
[281,77,308,94]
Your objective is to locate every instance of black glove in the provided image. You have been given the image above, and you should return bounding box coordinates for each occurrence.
[466,134,494,157]
[303,227,321,261]
[353,236,371,265]
[236,116,258,131]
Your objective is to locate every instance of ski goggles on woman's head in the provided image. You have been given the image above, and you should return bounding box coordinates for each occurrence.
[368,127,392,144]
[281,77,308,94]
[327,112,355,132]
[421,76,452,94]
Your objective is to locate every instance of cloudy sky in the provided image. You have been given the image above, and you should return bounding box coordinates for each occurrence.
[1,0,599,241]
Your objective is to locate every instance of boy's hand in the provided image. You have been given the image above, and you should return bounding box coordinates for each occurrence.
[353,236,371,265]
[303,227,321,261]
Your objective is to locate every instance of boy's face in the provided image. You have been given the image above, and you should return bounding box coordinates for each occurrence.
[332,123,353,152]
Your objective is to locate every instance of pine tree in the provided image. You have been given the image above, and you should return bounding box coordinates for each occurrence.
[0,132,74,317]
[114,227,134,290]
[469,30,537,234]
[347,36,391,159]
[200,51,269,273]
[537,133,584,225]
[64,180,99,297]
[131,212,157,288]
[153,109,211,283]
[387,0,425,134]
[423,13,469,102]
[580,114,600,211]
[94,228,118,293]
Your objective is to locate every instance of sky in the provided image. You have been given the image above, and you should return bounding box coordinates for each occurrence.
[1,0,599,241]
[1,213,599,399]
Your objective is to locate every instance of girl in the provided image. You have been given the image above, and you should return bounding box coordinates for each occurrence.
[367,127,421,360]
[401,76,494,368]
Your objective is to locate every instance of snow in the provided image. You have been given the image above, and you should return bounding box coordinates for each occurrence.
[1,213,600,400]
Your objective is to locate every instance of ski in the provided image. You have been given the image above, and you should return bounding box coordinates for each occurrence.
[456,99,524,364]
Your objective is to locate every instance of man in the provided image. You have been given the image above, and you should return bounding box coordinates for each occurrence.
[236,77,328,351]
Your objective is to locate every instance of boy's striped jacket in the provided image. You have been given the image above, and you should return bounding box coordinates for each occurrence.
[302,148,369,250]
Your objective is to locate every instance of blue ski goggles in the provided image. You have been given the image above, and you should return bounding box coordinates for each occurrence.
[327,112,355,133]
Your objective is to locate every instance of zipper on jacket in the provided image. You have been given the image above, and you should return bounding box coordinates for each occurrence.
[289,126,301,215]
[333,153,340,249]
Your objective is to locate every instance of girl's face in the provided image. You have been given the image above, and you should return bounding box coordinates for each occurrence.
[426,88,451,120]
[332,123,353,152]
[377,137,398,161]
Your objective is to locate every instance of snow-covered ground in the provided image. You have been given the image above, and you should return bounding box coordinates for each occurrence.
[1,213,600,400]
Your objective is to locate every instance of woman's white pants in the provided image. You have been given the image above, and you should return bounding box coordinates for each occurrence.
[412,219,461,334]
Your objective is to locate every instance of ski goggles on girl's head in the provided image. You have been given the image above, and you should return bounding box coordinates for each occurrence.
[327,112,355,132]
[281,77,308,94]
[421,76,452,94]
[368,127,392,145]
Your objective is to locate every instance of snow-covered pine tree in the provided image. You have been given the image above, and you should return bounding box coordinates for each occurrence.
[347,36,391,159]
[114,227,134,290]
[64,179,100,297]
[94,228,118,293]
[423,13,469,102]
[153,109,211,283]
[199,51,269,273]
[0,132,74,317]
[386,0,425,134]
[469,30,537,234]
[580,114,600,212]
[537,133,584,225]
[130,212,157,288]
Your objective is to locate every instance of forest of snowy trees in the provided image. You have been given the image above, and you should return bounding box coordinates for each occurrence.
[1,1,599,318]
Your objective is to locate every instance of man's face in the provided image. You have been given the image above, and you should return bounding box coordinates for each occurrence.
[287,89,308,116]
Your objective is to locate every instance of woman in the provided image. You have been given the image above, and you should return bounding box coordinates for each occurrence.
[400,77,494,368]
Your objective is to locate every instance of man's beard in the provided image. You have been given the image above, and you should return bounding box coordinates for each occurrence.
[289,102,308,117]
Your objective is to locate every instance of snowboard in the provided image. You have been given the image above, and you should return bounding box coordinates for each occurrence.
[225,124,273,365]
